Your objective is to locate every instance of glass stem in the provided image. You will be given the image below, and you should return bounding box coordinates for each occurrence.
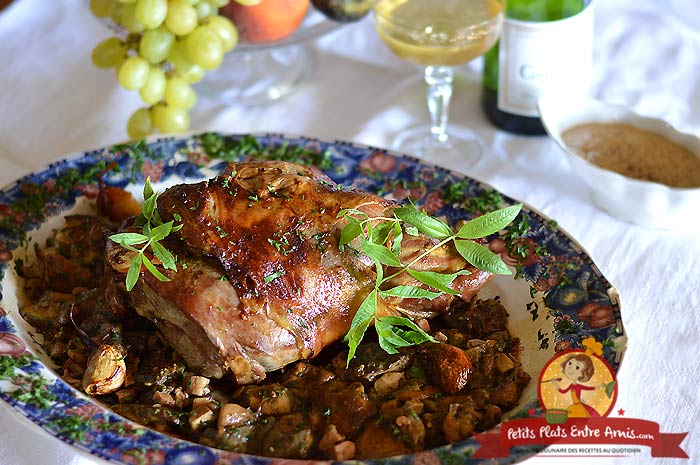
[425,65,454,144]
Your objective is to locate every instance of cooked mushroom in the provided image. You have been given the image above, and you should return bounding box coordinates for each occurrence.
[185,375,210,396]
[218,403,254,430]
[189,405,216,430]
[495,353,516,373]
[374,372,403,397]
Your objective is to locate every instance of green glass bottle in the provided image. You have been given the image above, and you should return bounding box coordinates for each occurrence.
[482,0,594,135]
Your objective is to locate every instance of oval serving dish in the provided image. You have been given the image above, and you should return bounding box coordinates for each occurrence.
[0,133,625,465]
[538,95,700,230]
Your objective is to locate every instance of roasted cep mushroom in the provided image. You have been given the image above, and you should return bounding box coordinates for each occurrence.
[417,342,473,395]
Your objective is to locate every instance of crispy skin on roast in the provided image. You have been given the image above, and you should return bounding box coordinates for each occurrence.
[106,160,492,384]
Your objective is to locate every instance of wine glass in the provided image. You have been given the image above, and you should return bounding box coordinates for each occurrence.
[373,0,504,165]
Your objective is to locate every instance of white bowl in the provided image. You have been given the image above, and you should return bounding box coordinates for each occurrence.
[537,95,700,230]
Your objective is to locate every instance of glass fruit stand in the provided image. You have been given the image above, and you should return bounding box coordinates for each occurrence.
[197,7,344,105]
[87,0,368,138]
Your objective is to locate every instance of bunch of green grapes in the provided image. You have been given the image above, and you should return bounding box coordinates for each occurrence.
[89,0,256,139]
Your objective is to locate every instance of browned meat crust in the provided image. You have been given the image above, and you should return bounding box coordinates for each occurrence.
[106,160,492,384]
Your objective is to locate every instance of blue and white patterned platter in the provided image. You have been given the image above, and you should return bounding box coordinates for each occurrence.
[0,133,625,465]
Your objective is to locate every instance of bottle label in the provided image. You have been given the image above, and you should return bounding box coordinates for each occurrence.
[497,2,594,117]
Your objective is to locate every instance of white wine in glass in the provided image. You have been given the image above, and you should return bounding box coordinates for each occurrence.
[374,0,504,165]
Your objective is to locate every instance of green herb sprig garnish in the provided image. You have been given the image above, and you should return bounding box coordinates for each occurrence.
[339,202,522,364]
[108,178,182,291]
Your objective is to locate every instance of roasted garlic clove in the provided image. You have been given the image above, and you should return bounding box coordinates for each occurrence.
[82,344,127,395]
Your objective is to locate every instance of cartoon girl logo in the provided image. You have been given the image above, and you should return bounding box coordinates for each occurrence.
[538,337,617,422]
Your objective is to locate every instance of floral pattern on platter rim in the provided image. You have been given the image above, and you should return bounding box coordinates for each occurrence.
[0,133,626,465]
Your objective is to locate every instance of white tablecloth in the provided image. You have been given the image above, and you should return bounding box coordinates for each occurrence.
[0,1,698,464]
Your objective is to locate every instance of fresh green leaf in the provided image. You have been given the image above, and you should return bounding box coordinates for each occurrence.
[152,208,164,226]
[369,251,384,283]
[108,232,149,246]
[151,240,176,270]
[143,177,154,201]
[379,285,442,300]
[394,204,452,239]
[339,191,520,363]
[456,204,523,239]
[360,238,402,267]
[132,212,147,228]
[344,290,377,365]
[375,324,411,353]
[338,218,363,251]
[142,255,171,282]
[125,253,143,291]
[149,221,174,242]
[375,316,434,353]
[119,243,141,254]
[375,334,403,354]
[142,191,157,221]
[109,179,182,292]
[454,239,511,275]
[378,316,434,342]
[369,222,394,245]
[406,269,470,295]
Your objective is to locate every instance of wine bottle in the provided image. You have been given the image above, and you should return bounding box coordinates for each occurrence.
[481,0,594,135]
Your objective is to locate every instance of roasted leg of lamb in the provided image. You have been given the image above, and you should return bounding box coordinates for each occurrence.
[106,160,492,384]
